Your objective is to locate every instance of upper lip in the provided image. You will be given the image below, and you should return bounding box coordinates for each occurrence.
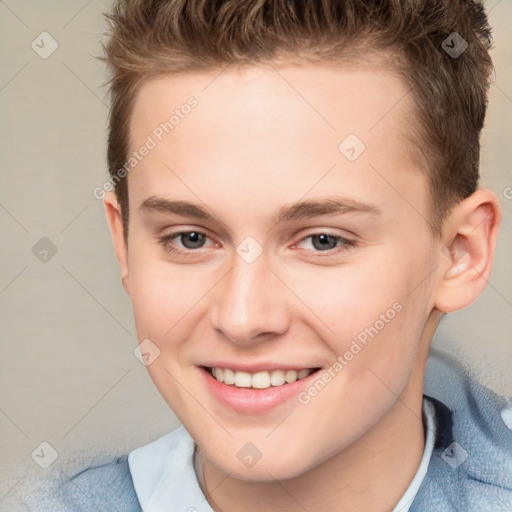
[200,362,322,373]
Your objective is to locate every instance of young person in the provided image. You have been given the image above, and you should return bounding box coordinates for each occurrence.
[26,0,512,510]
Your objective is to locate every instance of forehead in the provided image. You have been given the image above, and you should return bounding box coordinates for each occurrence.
[127,62,428,230]
[131,61,417,147]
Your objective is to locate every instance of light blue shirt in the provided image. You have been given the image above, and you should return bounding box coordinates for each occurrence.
[128,397,437,512]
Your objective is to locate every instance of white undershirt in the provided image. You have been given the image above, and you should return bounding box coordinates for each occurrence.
[128,396,437,512]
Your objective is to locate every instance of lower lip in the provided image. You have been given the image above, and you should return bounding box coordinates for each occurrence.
[199,367,320,414]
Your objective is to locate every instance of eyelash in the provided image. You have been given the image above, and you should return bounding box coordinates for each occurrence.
[158,230,357,258]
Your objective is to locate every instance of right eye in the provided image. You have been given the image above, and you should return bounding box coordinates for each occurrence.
[158,230,216,257]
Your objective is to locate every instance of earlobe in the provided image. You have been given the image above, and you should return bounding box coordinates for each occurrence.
[434,189,501,313]
[103,191,130,295]
[121,274,130,295]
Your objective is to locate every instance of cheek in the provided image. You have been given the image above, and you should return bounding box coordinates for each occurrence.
[292,254,411,339]
[128,252,210,340]
[126,256,209,414]
[298,252,429,385]
[287,264,426,465]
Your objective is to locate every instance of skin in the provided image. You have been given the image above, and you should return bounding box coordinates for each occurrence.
[104,61,500,512]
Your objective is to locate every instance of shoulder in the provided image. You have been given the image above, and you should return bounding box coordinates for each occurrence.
[57,454,142,511]
[19,454,142,512]
[14,428,193,512]
[412,349,512,511]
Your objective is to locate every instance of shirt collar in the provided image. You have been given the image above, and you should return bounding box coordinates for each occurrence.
[129,425,215,511]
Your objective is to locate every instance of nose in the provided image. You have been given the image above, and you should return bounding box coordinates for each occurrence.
[209,251,292,346]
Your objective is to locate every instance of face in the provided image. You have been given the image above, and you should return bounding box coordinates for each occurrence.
[116,62,443,480]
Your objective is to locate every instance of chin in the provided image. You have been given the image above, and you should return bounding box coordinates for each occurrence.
[205,444,322,482]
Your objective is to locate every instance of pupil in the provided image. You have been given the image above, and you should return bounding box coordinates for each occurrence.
[183,232,204,248]
[314,234,336,250]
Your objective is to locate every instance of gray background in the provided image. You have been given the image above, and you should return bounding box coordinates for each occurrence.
[1,0,511,506]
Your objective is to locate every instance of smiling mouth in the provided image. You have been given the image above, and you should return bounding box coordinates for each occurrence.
[202,366,322,390]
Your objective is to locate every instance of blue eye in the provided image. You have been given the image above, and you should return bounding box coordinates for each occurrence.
[159,231,212,257]
[174,231,207,249]
[297,232,357,258]
[297,233,356,254]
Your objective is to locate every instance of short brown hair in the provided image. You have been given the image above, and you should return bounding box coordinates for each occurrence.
[101,0,494,240]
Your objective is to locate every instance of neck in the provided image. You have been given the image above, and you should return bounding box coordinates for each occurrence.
[198,365,427,512]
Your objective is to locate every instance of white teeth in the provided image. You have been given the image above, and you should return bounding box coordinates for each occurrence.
[234,371,252,388]
[270,370,285,386]
[223,368,235,385]
[252,371,271,389]
[209,367,314,389]
[285,370,297,383]
[297,368,310,379]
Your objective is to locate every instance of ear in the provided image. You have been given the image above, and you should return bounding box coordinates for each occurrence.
[104,191,130,295]
[434,188,501,313]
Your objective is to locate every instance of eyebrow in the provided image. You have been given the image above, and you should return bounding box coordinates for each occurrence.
[139,196,381,224]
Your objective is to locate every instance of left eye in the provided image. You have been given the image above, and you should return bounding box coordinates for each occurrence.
[296,233,355,252]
